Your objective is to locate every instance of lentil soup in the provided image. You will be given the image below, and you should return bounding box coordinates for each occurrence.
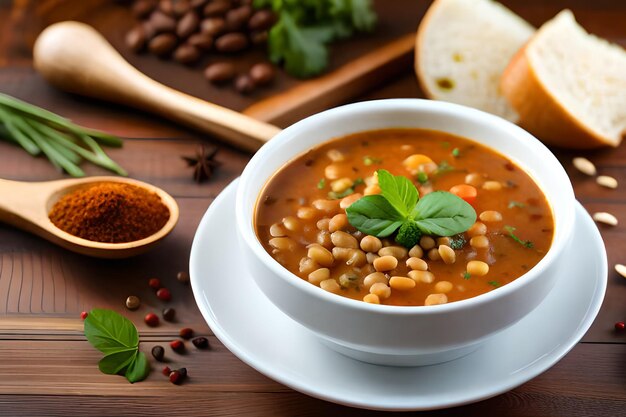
[255,129,553,306]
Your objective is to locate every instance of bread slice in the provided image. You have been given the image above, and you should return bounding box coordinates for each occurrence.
[501,10,626,148]
[415,0,534,122]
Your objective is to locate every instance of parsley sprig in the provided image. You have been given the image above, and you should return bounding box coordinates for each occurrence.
[503,225,534,248]
[346,170,476,247]
[254,0,377,78]
[83,309,150,383]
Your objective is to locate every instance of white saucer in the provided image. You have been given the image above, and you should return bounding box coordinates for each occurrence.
[190,179,607,411]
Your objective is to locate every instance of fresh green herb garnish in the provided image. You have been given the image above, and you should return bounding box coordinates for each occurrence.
[83,309,150,383]
[417,172,429,184]
[0,93,126,177]
[317,178,326,189]
[508,201,526,209]
[395,221,422,248]
[363,156,382,166]
[452,148,460,158]
[255,0,377,78]
[449,235,466,250]
[488,281,501,288]
[434,160,455,176]
[346,170,476,247]
[503,225,534,248]
[463,271,471,280]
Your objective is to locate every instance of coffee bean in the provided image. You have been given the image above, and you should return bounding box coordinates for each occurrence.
[249,30,268,45]
[200,17,225,36]
[151,345,165,361]
[249,62,275,86]
[190,0,208,8]
[188,33,213,50]
[163,307,176,321]
[192,336,209,349]
[148,33,178,56]
[171,0,191,17]
[132,0,157,19]
[248,9,275,32]
[158,0,174,16]
[204,62,235,83]
[234,74,255,94]
[225,5,252,31]
[215,32,248,53]
[149,10,177,33]
[174,44,201,64]
[125,26,147,52]
[149,33,178,56]
[203,0,230,17]
[177,367,188,378]
[177,11,200,38]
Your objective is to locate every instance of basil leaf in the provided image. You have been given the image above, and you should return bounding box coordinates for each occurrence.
[84,309,139,354]
[98,349,137,375]
[412,191,476,236]
[346,194,405,237]
[125,352,150,384]
[377,169,418,217]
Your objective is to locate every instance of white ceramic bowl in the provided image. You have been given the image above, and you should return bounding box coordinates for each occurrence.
[235,99,575,366]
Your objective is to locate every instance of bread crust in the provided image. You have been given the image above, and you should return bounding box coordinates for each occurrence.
[501,45,617,149]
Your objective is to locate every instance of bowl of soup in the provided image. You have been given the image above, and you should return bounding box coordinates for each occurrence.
[235,99,575,366]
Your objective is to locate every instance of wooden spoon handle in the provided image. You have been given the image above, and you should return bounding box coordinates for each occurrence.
[33,21,281,152]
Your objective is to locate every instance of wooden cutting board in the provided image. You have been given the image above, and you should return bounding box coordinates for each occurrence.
[26,0,426,128]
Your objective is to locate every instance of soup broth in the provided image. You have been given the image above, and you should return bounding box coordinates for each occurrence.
[255,129,554,306]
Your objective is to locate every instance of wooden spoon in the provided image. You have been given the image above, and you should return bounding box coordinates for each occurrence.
[0,176,179,259]
[33,21,282,152]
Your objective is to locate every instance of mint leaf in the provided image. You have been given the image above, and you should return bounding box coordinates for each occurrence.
[412,191,476,236]
[98,349,137,375]
[346,195,404,236]
[377,169,418,217]
[84,309,139,354]
[125,352,150,384]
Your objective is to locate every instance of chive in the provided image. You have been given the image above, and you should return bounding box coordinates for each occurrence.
[508,201,526,209]
[452,148,460,158]
[417,172,429,184]
[317,178,326,189]
[488,281,501,288]
[503,225,534,248]
[462,271,471,280]
[0,108,40,155]
[363,156,382,166]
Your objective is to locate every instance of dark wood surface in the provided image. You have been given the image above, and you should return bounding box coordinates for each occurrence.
[0,0,625,415]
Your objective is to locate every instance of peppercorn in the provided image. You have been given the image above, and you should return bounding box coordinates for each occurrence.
[176,271,190,284]
[179,327,194,340]
[80,311,88,320]
[177,367,188,378]
[192,336,209,349]
[163,307,176,321]
[169,370,184,385]
[151,345,165,361]
[615,321,625,331]
[170,339,185,353]
[156,287,172,301]
[145,313,159,327]
[125,295,141,310]
[149,278,161,290]
[162,366,171,376]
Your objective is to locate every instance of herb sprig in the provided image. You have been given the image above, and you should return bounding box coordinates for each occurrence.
[346,170,476,247]
[254,0,377,78]
[84,309,150,383]
[0,94,126,177]
[503,225,534,248]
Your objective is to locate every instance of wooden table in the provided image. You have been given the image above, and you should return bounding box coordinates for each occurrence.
[0,1,625,415]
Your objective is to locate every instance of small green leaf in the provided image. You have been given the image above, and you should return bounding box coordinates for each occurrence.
[84,309,139,354]
[98,349,137,375]
[346,195,404,236]
[488,281,501,288]
[125,352,150,383]
[376,169,418,217]
[463,271,471,280]
[317,178,326,189]
[412,191,476,236]
[503,225,534,248]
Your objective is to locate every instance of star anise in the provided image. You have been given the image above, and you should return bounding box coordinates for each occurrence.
[182,145,220,183]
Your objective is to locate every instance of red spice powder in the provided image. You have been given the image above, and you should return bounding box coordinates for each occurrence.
[49,182,170,243]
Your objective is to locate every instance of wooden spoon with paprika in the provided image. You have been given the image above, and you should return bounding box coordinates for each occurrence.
[0,176,179,258]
